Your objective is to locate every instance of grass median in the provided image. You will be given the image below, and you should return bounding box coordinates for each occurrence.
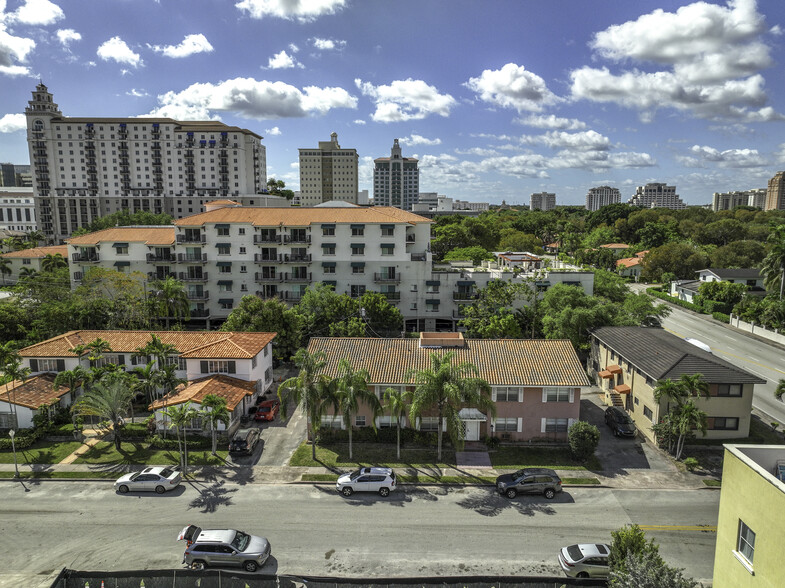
[73,441,229,466]
[0,440,83,465]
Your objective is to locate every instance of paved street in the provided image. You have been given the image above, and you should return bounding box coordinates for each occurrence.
[0,480,719,587]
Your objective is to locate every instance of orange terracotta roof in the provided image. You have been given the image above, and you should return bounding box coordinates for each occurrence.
[2,245,68,259]
[599,243,630,249]
[148,375,256,411]
[19,330,275,359]
[206,199,240,206]
[307,337,590,387]
[0,374,69,409]
[616,257,642,269]
[175,206,432,227]
[635,250,649,258]
[67,227,174,246]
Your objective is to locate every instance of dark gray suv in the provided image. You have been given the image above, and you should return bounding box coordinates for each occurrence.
[496,467,562,499]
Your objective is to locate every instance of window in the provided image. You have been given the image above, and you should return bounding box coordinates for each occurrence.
[381,226,394,237]
[320,415,342,429]
[711,417,739,430]
[643,406,653,421]
[204,360,234,373]
[251,356,257,369]
[351,226,364,236]
[178,357,187,371]
[355,415,366,427]
[36,359,62,372]
[238,228,245,235]
[494,418,517,432]
[263,345,269,357]
[351,244,364,255]
[219,283,232,292]
[544,387,571,402]
[322,226,335,236]
[220,265,231,274]
[115,246,128,255]
[545,418,568,432]
[737,520,755,566]
[322,244,336,255]
[419,417,439,431]
[377,416,398,428]
[323,265,336,274]
[717,384,743,397]
[217,244,230,255]
[495,387,521,402]
[216,227,229,236]
[352,265,364,274]
[381,244,394,255]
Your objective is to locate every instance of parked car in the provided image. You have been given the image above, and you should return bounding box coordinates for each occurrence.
[336,467,396,497]
[605,406,637,438]
[229,428,261,455]
[114,466,181,494]
[178,524,271,572]
[558,543,610,578]
[495,467,562,499]
[253,399,280,422]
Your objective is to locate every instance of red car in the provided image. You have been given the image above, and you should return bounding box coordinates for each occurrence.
[253,399,280,422]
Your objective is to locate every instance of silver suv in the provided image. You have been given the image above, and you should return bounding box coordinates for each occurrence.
[336,467,396,497]
[178,525,271,572]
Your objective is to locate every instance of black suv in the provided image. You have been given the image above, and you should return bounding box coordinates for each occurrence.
[229,428,260,455]
[604,407,637,438]
[496,467,562,499]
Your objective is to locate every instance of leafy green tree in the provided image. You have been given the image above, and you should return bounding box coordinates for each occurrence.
[540,284,616,351]
[586,203,638,231]
[331,359,379,460]
[431,222,472,260]
[150,276,190,327]
[610,549,697,588]
[200,394,230,455]
[696,281,747,309]
[71,210,173,236]
[71,379,134,450]
[75,268,151,330]
[294,283,364,339]
[442,246,494,265]
[673,400,707,459]
[697,218,747,246]
[761,224,785,299]
[222,295,303,360]
[460,280,523,339]
[567,420,600,462]
[358,291,404,337]
[621,293,671,325]
[710,240,766,268]
[641,242,710,282]
[53,366,92,400]
[266,177,294,200]
[278,349,331,461]
[637,221,676,249]
[497,230,543,253]
[593,268,631,303]
[653,375,709,457]
[25,230,45,248]
[384,386,412,460]
[41,253,67,272]
[407,351,494,460]
[776,379,785,401]
[609,524,662,578]
[583,226,619,249]
[0,256,11,285]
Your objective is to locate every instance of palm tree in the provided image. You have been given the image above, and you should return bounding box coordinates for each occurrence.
[761,224,785,299]
[278,348,331,461]
[132,361,158,405]
[775,379,785,401]
[407,351,495,461]
[674,400,708,460]
[41,253,67,272]
[53,365,92,400]
[677,374,709,400]
[18,267,37,280]
[25,230,45,248]
[653,378,688,411]
[71,379,135,450]
[154,363,187,439]
[151,276,190,327]
[384,386,412,460]
[135,333,179,370]
[3,358,29,428]
[332,359,380,461]
[200,394,230,455]
[163,402,198,473]
[0,256,11,285]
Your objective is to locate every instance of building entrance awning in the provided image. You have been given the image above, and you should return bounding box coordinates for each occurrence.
[614,384,631,394]
[606,364,622,375]
[458,408,487,421]
[598,370,613,379]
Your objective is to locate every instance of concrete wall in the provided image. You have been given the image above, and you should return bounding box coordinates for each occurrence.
[729,314,785,346]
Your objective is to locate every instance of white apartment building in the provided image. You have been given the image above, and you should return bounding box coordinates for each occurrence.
[373,139,419,210]
[530,192,556,211]
[1,245,67,284]
[712,189,767,211]
[628,183,686,209]
[25,83,267,243]
[585,186,621,211]
[412,193,489,214]
[298,133,359,206]
[0,187,37,232]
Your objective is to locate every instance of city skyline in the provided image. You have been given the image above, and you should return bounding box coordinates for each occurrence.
[1,0,785,205]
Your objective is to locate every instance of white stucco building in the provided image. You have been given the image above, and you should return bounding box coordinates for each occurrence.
[628,183,686,209]
[0,187,37,232]
[585,186,621,211]
[530,192,556,211]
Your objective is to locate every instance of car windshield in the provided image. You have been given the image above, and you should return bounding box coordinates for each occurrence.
[258,406,270,412]
[129,472,141,481]
[160,467,175,478]
[618,414,634,424]
[513,469,526,479]
[231,530,251,552]
[566,545,583,561]
[349,470,363,481]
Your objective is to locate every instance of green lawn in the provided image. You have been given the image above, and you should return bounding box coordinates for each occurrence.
[490,446,602,471]
[0,470,116,479]
[0,440,83,465]
[74,441,229,466]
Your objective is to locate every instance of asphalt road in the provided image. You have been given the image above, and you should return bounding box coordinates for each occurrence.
[659,303,785,424]
[0,481,719,586]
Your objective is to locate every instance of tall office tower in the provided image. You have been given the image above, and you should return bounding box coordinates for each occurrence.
[298,132,359,206]
[585,186,621,211]
[530,192,556,211]
[25,83,267,243]
[712,189,767,211]
[765,171,785,210]
[628,183,686,209]
[373,139,419,210]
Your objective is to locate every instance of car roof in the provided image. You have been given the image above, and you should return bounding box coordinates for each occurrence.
[575,543,610,558]
[142,466,170,475]
[233,428,254,438]
[523,467,557,476]
[361,467,393,475]
[259,399,277,406]
[194,529,236,543]
[607,406,624,414]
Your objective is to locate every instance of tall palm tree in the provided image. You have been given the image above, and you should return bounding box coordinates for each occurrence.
[384,386,412,460]
[407,351,495,460]
[278,348,330,461]
[18,267,37,280]
[151,276,190,328]
[761,224,785,299]
[674,400,708,460]
[163,401,198,472]
[41,253,67,272]
[154,363,187,439]
[25,230,45,248]
[53,365,92,400]
[332,359,380,460]
[200,394,230,455]
[677,373,709,400]
[71,379,134,450]
[135,333,179,370]
[0,256,11,285]
[3,358,29,428]
[132,361,158,405]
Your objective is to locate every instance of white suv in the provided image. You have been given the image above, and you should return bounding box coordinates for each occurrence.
[336,467,396,497]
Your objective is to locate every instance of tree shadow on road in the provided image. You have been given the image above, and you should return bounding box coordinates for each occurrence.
[455,488,570,517]
[188,479,237,513]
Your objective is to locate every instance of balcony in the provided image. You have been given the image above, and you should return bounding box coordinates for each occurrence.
[186,291,209,301]
[453,291,478,301]
[279,253,311,263]
[254,272,281,283]
[411,253,427,262]
[283,235,311,244]
[177,253,207,263]
[406,234,416,243]
[253,234,281,244]
[282,291,303,302]
[147,272,173,281]
[146,253,173,263]
[380,291,401,301]
[254,253,278,263]
[190,309,210,318]
[255,290,284,301]
[176,234,206,244]
[374,273,400,284]
[178,272,208,282]
[72,252,99,263]
[281,272,312,283]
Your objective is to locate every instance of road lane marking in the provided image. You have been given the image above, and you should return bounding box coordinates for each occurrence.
[638,525,716,532]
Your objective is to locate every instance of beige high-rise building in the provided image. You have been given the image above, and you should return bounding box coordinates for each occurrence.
[765,171,785,210]
[530,192,556,211]
[373,139,419,210]
[628,183,686,209]
[298,132,359,206]
[585,186,620,211]
[712,189,767,211]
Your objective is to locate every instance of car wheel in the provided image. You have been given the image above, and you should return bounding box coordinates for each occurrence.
[191,560,207,570]
[544,488,556,499]
[505,488,517,499]
[155,485,166,494]
[576,572,589,578]
[379,487,390,497]
[243,560,258,572]
[341,487,354,496]
[118,485,129,494]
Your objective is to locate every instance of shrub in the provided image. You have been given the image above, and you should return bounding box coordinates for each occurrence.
[0,427,45,450]
[568,421,600,462]
[484,435,501,449]
[712,312,730,323]
[682,457,699,472]
[647,288,705,313]
[609,524,662,577]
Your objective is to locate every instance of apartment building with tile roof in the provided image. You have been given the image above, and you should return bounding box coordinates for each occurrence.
[0,374,70,428]
[309,333,590,442]
[1,244,68,284]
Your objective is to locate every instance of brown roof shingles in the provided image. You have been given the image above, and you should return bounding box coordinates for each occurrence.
[307,338,590,387]
[0,374,69,409]
[148,375,256,411]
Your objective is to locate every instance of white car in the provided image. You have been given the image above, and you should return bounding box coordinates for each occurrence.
[336,467,396,497]
[114,466,182,494]
[558,543,610,578]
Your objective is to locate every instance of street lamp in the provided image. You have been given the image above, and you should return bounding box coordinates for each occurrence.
[8,429,19,479]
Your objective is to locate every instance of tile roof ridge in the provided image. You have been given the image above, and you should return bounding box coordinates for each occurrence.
[179,333,237,355]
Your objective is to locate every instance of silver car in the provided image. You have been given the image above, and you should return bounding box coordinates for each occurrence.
[114,466,181,494]
[558,543,610,578]
[336,467,397,497]
[179,525,271,572]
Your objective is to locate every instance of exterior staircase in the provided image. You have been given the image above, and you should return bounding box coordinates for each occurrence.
[609,391,625,407]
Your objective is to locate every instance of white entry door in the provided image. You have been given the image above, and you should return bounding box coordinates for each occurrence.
[464,420,480,441]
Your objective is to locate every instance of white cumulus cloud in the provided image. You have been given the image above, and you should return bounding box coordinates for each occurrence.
[522,130,611,152]
[0,22,36,77]
[678,144,767,168]
[265,126,281,135]
[147,77,357,120]
[399,134,441,146]
[265,50,302,69]
[6,0,64,25]
[355,78,456,122]
[0,113,26,132]
[236,0,347,22]
[149,34,214,58]
[312,37,345,50]
[465,63,560,113]
[56,29,81,47]
[97,37,142,68]
[516,114,586,130]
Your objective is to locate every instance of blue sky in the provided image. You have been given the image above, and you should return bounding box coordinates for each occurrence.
[1,0,784,206]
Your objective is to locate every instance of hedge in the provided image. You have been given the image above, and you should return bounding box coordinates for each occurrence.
[0,427,45,450]
[712,312,730,323]
[647,288,705,313]
[315,426,446,448]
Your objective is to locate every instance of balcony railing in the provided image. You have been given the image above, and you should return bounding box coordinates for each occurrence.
[254,273,281,283]
[253,235,281,244]
[177,253,207,263]
[73,272,83,281]
[72,252,99,262]
[282,291,303,302]
[255,290,284,301]
[190,309,210,318]
[254,253,278,263]
[176,234,206,244]
[282,272,312,283]
[147,272,173,281]
[146,253,173,263]
[453,291,478,301]
[279,253,312,263]
[374,273,400,284]
[178,272,208,282]
[380,291,401,301]
[411,252,427,262]
[186,291,209,301]
[283,235,311,244]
